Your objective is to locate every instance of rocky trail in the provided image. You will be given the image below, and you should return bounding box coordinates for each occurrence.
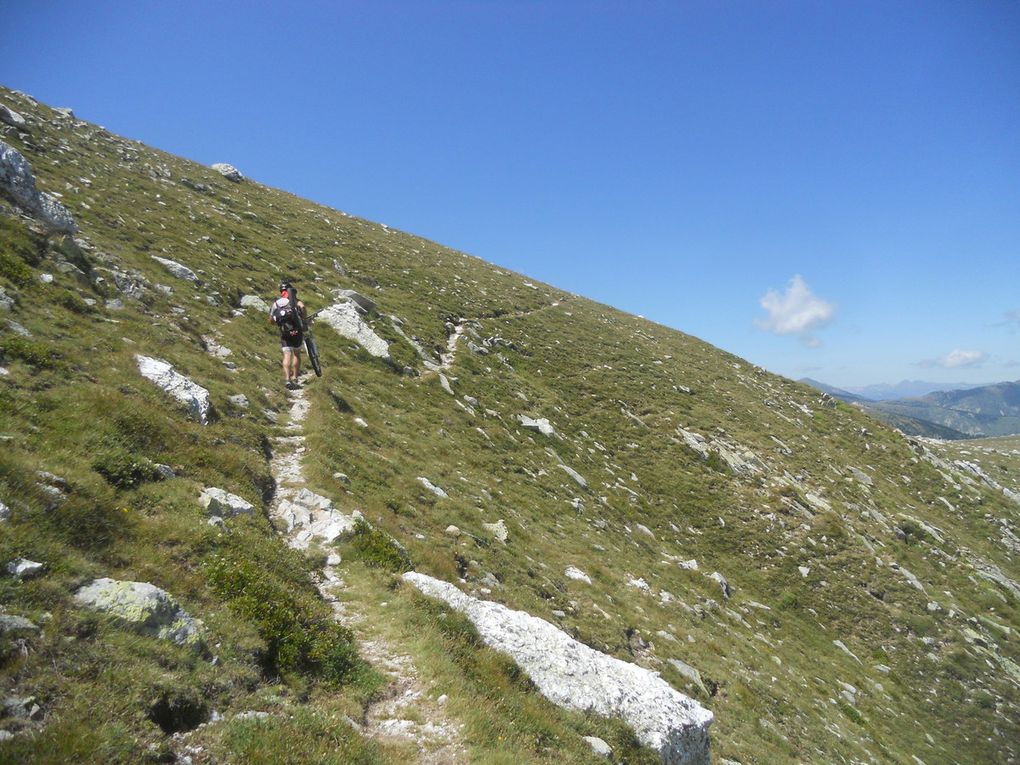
[268,373,468,763]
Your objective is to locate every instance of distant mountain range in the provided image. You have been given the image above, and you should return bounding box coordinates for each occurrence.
[842,380,989,401]
[800,378,1020,439]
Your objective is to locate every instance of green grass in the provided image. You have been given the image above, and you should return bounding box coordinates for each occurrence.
[1,84,1017,764]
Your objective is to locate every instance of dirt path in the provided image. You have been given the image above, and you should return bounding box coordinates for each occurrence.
[268,376,466,762]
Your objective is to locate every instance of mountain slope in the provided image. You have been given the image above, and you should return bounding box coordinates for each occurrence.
[1,87,1018,765]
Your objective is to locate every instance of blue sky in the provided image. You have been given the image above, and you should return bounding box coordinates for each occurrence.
[5,1,1019,388]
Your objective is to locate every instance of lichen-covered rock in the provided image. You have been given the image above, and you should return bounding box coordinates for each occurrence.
[5,559,45,580]
[212,163,244,182]
[151,255,199,282]
[240,294,270,312]
[136,355,211,423]
[0,140,76,233]
[0,614,39,636]
[316,301,390,360]
[74,578,205,651]
[199,487,254,517]
[482,519,509,543]
[404,573,712,764]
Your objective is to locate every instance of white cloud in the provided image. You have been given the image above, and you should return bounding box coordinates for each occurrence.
[942,349,986,368]
[754,275,835,346]
[917,349,987,369]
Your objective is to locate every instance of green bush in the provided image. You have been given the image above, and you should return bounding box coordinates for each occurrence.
[0,335,62,369]
[343,519,412,573]
[203,543,359,685]
[92,448,162,490]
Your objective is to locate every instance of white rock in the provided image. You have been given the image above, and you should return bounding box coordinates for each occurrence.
[0,140,76,232]
[445,525,461,537]
[417,477,448,498]
[677,559,699,571]
[833,639,862,664]
[151,255,199,282]
[6,558,45,579]
[240,294,270,312]
[353,417,369,428]
[798,566,811,578]
[628,577,651,591]
[518,415,557,438]
[709,572,733,599]
[0,500,10,521]
[565,566,592,584]
[0,104,27,130]
[583,735,612,759]
[74,578,205,651]
[483,519,509,543]
[317,301,390,360]
[136,355,211,424]
[228,394,249,408]
[438,374,455,395]
[334,289,376,313]
[558,464,588,489]
[403,573,713,764]
[199,487,254,517]
[212,163,244,182]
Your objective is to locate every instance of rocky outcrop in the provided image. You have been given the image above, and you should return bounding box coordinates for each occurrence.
[135,355,212,424]
[211,163,244,182]
[240,294,270,312]
[74,578,205,651]
[274,486,359,549]
[403,572,712,764]
[316,301,390,360]
[0,140,76,233]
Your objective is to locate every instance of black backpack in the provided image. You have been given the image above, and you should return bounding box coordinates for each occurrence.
[272,294,303,337]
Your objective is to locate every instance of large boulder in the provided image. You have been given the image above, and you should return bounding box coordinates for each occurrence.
[151,256,199,282]
[404,573,713,764]
[0,140,76,233]
[135,355,211,424]
[316,302,390,360]
[211,163,244,182]
[0,104,27,130]
[74,578,205,651]
[517,415,557,438]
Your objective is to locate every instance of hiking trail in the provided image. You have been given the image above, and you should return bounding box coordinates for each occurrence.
[268,374,467,763]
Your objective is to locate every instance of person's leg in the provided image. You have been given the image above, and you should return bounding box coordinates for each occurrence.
[281,349,291,382]
[291,348,302,379]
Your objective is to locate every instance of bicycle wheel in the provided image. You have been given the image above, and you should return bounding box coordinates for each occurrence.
[305,334,322,377]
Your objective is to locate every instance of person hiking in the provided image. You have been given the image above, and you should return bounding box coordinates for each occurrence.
[270,281,307,389]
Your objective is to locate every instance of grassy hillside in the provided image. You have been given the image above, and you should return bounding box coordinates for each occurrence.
[1,86,1017,764]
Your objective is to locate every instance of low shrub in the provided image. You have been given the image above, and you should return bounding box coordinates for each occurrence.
[342,519,412,573]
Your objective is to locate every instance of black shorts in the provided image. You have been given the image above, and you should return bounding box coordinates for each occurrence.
[281,332,304,351]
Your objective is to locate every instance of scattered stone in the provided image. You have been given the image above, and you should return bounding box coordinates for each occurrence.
[53,107,75,119]
[136,355,212,424]
[0,140,76,232]
[0,614,40,636]
[518,415,558,438]
[677,559,699,571]
[199,487,254,517]
[353,417,369,428]
[482,519,509,543]
[403,573,713,765]
[798,566,810,578]
[417,477,448,498]
[558,464,588,489]
[151,255,199,282]
[5,558,45,580]
[234,711,270,721]
[228,394,249,409]
[848,467,873,487]
[335,288,376,313]
[317,301,390,360]
[583,735,613,759]
[74,578,206,652]
[445,525,461,537]
[565,566,592,584]
[438,374,455,395]
[240,294,270,312]
[889,562,925,593]
[635,523,656,539]
[211,163,244,182]
[628,577,651,592]
[0,500,10,522]
[669,658,711,697]
[3,696,42,721]
[709,572,733,599]
[833,639,863,664]
[274,488,359,549]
